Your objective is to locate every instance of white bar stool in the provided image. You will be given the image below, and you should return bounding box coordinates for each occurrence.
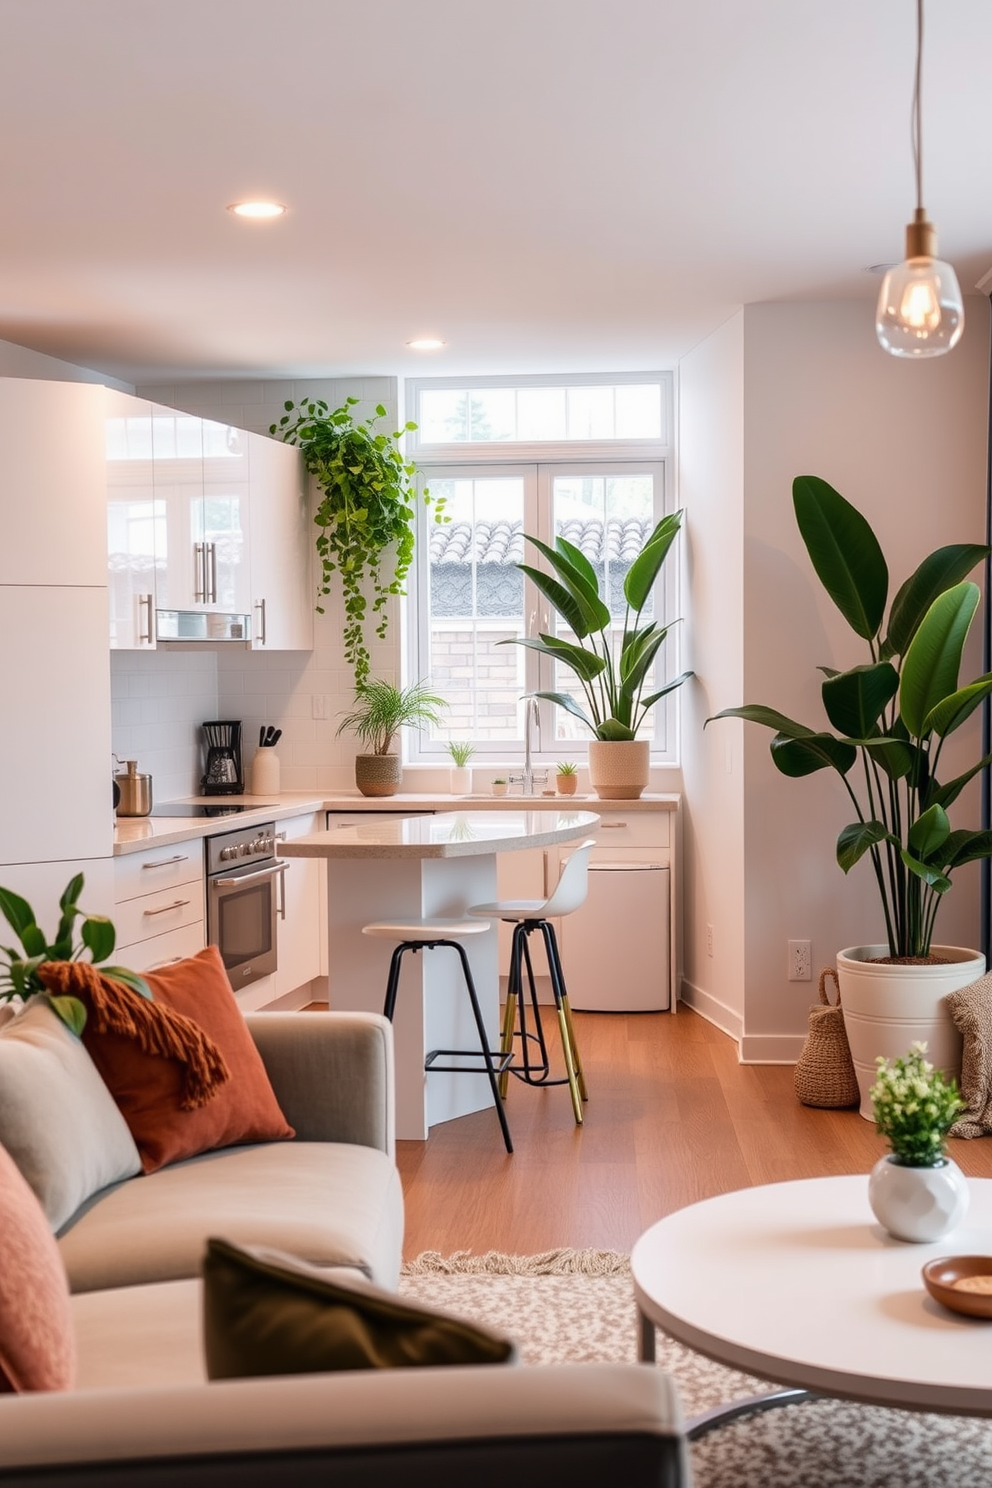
[361,916,513,1153]
[468,839,594,1126]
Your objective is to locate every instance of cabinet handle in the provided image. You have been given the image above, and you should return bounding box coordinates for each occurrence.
[600,821,628,829]
[194,542,206,601]
[138,593,154,645]
[141,854,190,870]
[255,597,267,645]
[143,898,191,917]
[207,542,218,603]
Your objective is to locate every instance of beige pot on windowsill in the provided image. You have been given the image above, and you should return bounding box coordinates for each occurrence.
[354,754,401,798]
[587,739,650,800]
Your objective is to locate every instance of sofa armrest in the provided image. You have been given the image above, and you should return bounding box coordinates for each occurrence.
[245,1011,395,1159]
[0,1365,688,1488]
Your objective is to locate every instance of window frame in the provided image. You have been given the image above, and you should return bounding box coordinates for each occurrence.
[404,373,679,768]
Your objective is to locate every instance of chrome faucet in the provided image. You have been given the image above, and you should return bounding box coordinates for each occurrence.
[523,696,539,795]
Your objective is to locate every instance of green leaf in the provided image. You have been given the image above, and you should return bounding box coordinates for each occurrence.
[516,564,600,641]
[837,820,887,871]
[924,675,992,739]
[705,704,816,738]
[636,672,694,710]
[900,850,952,893]
[899,582,979,738]
[59,874,84,912]
[531,691,597,734]
[939,829,992,870]
[102,967,152,1000]
[792,475,887,641]
[858,736,916,780]
[0,886,37,940]
[47,995,86,1036]
[907,803,950,859]
[770,732,858,777]
[19,924,47,958]
[885,544,988,656]
[927,753,992,812]
[80,915,116,963]
[553,534,601,598]
[619,626,667,691]
[522,538,611,633]
[623,512,682,612]
[596,718,637,741]
[820,662,898,737]
[507,634,606,682]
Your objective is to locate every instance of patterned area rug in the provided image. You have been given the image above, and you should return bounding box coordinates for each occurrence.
[400,1249,992,1488]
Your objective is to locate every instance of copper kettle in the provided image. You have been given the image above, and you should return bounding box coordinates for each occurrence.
[114,759,153,817]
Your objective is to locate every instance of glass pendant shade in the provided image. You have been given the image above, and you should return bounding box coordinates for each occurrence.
[876,213,965,358]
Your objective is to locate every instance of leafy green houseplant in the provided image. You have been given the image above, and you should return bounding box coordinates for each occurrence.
[337,679,447,798]
[505,511,692,741]
[272,397,444,689]
[708,475,992,961]
[447,741,474,768]
[0,875,148,1034]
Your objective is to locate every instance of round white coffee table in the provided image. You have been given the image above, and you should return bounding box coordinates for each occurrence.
[632,1175,992,1418]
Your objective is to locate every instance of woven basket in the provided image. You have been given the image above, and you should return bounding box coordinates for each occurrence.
[794,967,860,1109]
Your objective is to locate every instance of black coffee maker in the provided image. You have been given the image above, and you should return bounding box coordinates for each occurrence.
[201,721,244,795]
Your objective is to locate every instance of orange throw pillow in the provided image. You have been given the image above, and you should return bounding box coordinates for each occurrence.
[67,946,293,1173]
[0,1142,75,1392]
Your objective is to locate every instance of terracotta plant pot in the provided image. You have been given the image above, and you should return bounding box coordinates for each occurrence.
[354,753,401,798]
[556,775,578,796]
[587,739,650,800]
[836,944,985,1120]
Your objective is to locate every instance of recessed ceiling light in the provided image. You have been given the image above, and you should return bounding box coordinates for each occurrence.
[228,201,286,220]
[406,337,446,351]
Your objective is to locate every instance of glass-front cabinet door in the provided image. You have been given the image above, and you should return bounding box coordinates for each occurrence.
[106,392,162,649]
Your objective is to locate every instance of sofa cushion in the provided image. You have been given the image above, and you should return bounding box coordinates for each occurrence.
[70,946,295,1173]
[0,997,141,1231]
[0,1142,76,1392]
[203,1238,517,1379]
[59,1141,405,1294]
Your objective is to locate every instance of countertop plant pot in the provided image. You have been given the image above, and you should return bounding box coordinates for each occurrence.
[355,754,402,798]
[556,775,578,796]
[837,945,984,1120]
[868,1154,970,1243]
[588,739,650,800]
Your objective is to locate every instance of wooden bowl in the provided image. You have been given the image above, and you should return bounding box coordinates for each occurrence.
[922,1256,992,1319]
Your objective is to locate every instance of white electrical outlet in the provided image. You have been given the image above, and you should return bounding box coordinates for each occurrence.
[788,939,812,981]
[312,694,329,720]
[706,923,714,958]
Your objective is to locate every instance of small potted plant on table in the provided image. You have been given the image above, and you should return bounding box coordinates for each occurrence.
[555,761,579,796]
[447,742,475,795]
[337,680,447,798]
[867,1042,967,1242]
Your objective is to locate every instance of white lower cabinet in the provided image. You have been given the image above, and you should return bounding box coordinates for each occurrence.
[274,813,323,999]
[114,839,205,974]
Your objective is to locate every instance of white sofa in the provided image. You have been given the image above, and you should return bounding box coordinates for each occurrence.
[0,1007,689,1486]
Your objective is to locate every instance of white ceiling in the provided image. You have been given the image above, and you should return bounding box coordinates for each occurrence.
[3,0,992,385]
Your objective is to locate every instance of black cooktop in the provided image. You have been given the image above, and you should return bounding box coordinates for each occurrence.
[150,803,278,819]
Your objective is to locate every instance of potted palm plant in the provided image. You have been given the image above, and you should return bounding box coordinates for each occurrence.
[337,679,447,797]
[503,512,692,799]
[707,474,992,1114]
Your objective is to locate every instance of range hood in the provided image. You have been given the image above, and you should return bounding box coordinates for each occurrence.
[156,609,251,643]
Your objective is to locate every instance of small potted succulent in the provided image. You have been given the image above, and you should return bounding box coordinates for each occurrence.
[555,761,579,796]
[447,741,475,796]
[867,1042,967,1242]
[337,679,447,798]
[491,778,509,798]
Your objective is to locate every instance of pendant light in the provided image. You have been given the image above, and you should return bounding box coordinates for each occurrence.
[876,0,963,358]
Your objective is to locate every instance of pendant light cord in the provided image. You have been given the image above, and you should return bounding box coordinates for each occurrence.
[912,0,924,213]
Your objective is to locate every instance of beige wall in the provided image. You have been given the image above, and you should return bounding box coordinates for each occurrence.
[679,312,747,1037]
[730,299,989,1057]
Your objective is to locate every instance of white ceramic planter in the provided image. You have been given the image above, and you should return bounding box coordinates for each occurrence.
[837,944,984,1120]
[868,1154,970,1242]
[448,766,472,795]
[588,739,650,800]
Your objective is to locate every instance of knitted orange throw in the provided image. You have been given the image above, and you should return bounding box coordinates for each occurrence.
[37,961,230,1109]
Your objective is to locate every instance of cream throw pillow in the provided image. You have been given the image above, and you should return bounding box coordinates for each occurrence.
[0,996,141,1231]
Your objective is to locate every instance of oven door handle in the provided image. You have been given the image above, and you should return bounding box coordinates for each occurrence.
[212,861,290,890]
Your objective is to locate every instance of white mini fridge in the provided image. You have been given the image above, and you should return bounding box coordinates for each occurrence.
[560,861,670,1011]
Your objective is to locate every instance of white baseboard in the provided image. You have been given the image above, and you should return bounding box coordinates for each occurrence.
[738,1032,806,1064]
[260,977,323,1012]
[679,980,743,1042]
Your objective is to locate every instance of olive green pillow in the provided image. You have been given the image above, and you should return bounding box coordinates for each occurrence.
[202,1238,518,1379]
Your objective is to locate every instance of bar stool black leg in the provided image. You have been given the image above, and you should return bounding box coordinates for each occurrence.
[452,942,513,1154]
[382,942,411,1022]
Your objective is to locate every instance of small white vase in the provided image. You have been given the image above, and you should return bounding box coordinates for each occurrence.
[449,766,472,795]
[868,1154,969,1243]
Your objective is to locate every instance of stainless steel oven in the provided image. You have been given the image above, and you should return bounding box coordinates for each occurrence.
[205,822,287,988]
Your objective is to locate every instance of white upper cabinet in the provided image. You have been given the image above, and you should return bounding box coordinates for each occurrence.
[248,431,313,650]
[106,391,160,649]
[0,379,106,587]
[151,402,204,612]
[202,418,252,616]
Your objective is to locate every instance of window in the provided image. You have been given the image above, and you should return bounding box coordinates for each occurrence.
[406,374,678,766]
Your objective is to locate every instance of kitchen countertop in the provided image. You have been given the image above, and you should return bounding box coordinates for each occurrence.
[113,790,679,855]
[278,809,602,860]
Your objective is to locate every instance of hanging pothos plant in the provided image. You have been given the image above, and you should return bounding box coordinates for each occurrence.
[271,396,444,687]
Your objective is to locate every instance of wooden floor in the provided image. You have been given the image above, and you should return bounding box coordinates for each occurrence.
[308,1002,992,1261]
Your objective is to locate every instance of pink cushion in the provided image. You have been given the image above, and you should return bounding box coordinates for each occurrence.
[0,1142,75,1392]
